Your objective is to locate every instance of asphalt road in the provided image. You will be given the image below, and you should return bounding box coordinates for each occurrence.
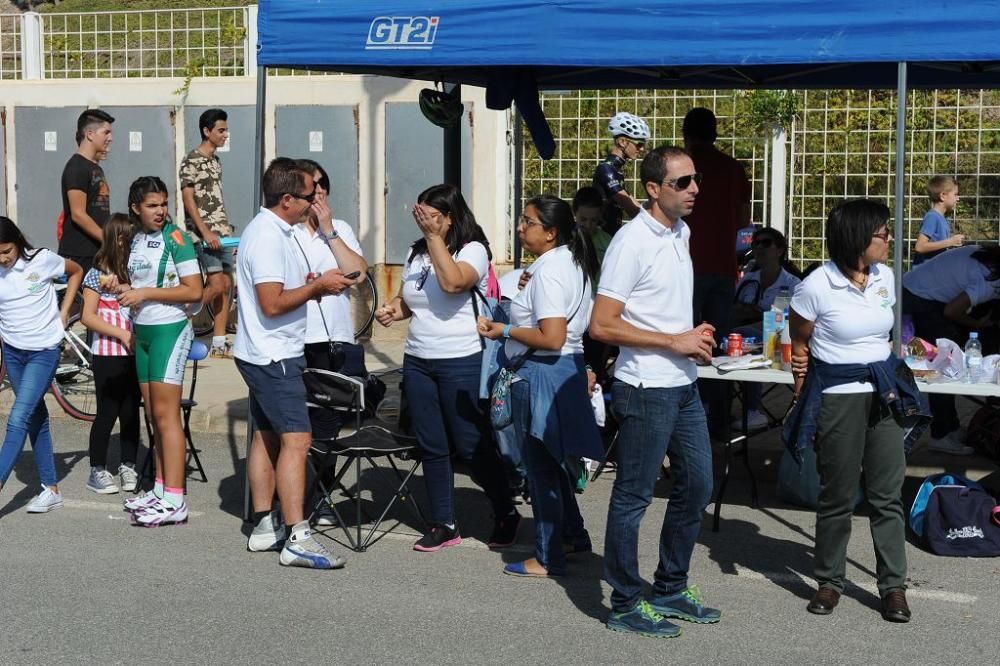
[0,418,998,665]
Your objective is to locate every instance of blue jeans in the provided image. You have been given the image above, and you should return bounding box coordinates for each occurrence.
[604,380,714,612]
[511,379,588,575]
[403,352,513,526]
[0,344,61,487]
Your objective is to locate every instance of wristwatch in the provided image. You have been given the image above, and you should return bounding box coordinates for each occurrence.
[502,324,513,339]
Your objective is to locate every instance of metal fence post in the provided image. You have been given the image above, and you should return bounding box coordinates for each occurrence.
[769,123,787,234]
[19,12,44,80]
[246,4,258,75]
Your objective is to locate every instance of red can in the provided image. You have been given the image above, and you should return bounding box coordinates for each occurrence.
[727,333,744,357]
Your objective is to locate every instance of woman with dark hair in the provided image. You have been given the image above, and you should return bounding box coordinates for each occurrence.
[118,176,203,527]
[0,217,83,513]
[902,244,1000,454]
[733,226,802,323]
[375,184,518,552]
[479,194,603,577]
[785,199,925,623]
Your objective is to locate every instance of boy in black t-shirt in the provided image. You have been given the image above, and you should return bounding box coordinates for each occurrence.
[59,109,114,274]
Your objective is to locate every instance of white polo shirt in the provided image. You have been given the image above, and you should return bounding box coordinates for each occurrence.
[791,261,895,394]
[292,220,364,344]
[234,207,310,365]
[903,245,1000,307]
[597,208,696,388]
[0,248,66,351]
[402,241,488,360]
[506,245,593,358]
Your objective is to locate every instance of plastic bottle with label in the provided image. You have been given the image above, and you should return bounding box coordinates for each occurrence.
[964,332,983,383]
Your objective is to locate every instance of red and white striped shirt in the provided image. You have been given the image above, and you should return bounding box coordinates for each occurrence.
[83,268,133,357]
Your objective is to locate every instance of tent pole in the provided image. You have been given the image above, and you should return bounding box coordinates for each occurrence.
[513,107,523,268]
[892,61,907,352]
[252,65,267,214]
[444,83,462,187]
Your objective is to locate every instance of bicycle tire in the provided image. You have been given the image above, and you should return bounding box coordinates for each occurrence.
[353,270,379,339]
[50,313,97,422]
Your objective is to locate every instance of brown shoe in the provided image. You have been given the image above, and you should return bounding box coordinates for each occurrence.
[881,590,911,623]
[807,587,840,615]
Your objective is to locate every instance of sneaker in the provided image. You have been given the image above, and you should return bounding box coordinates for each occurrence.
[279,530,346,569]
[123,491,159,513]
[607,600,682,638]
[248,510,288,552]
[312,504,339,528]
[131,499,188,527]
[26,485,64,514]
[118,464,139,493]
[731,409,769,431]
[86,467,119,495]
[649,585,722,624]
[487,510,521,549]
[413,524,462,552]
[928,431,975,456]
[209,342,233,359]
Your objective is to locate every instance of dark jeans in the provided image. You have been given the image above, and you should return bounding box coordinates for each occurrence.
[694,273,735,430]
[814,392,907,595]
[0,344,61,486]
[903,288,961,438]
[604,381,714,612]
[89,355,140,467]
[402,352,513,526]
[511,379,588,574]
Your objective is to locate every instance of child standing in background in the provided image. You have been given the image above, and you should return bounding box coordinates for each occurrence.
[913,175,964,265]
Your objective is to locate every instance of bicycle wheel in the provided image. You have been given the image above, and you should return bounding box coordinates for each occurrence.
[50,314,97,422]
[353,270,378,339]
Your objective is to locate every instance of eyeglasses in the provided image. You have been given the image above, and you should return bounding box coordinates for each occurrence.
[415,265,431,291]
[286,190,317,204]
[662,172,703,191]
[518,215,545,229]
[628,139,646,150]
[872,230,893,242]
[752,238,775,249]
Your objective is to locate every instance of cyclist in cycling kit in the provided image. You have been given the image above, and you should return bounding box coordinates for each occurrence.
[119,176,203,527]
[593,112,651,235]
[0,216,83,514]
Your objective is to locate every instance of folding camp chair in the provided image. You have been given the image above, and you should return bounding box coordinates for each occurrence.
[303,368,426,552]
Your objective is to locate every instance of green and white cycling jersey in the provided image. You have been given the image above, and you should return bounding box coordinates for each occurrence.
[127,222,200,326]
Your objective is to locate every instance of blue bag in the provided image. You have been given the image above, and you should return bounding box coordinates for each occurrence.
[909,472,986,538]
[471,286,510,400]
[924,485,1000,557]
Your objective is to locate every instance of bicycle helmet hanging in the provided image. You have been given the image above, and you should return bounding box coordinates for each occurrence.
[607,112,650,140]
[420,87,465,128]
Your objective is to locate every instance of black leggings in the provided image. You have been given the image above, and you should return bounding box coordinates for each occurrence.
[89,355,141,467]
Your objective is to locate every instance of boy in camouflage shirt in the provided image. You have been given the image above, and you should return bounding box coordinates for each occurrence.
[180,108,233,357]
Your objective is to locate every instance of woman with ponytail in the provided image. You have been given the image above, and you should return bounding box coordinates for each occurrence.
[479,194,603,577]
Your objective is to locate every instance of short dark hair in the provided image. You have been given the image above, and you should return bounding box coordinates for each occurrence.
[296,158,330,193]
[76,109,115,145]
[825,199,891,273]
[571,186,603,212]
[682,107,718,143]
[639,145,691,186]
[199,108,228,139]
[262,158,310,208]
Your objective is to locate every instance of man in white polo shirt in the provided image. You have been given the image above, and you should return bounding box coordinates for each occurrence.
[591,146,720,638]
[235,157,354,570]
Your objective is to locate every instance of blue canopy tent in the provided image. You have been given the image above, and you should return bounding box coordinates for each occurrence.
[255,0,1000,343]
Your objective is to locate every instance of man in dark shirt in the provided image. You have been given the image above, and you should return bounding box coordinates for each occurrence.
[683,107,752,433]
[593,112,650,235]
[59,109,114,275]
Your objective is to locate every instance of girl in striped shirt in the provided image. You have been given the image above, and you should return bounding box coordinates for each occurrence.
[80,214,141,495]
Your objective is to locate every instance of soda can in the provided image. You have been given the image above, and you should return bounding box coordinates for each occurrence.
[727,333,744,357]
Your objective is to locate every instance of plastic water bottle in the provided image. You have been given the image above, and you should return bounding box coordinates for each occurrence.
[771,286,792,318]
[964,332,983,383]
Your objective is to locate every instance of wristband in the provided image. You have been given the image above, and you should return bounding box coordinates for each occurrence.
[502,324,513,339]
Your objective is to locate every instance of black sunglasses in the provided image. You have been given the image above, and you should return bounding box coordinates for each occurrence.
[287,190,317,204]
[415,265,431,291]
[752,238,775,248]
[662,172,703,191]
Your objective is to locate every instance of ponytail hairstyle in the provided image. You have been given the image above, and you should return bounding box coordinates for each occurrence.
[0,215,39,262]
[94,213,136,284]
[525,194,599,286]
[408,183,492,262]
[127,176,170,227]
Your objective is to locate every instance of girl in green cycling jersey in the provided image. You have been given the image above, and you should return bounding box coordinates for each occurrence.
[118,177,202,526]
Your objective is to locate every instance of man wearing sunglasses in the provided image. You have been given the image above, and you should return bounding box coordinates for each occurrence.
[682,107,752,435]
[593,112,651,235]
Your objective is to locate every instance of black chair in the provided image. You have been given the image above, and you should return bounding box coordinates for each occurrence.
[303,368,426,552]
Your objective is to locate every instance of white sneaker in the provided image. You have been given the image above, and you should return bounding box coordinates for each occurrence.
[118,464,139,493]
[124,491,160,513]
[731,409,770,431]
[928,431,975,456]
[131,498,188,527]
[248,510,288,552]
[86,467,119,495]
[313,503,339,528]
[279,528,345,569]
[26,485,64,513]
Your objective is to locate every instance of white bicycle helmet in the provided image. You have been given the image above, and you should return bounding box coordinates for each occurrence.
[608,112,650,140]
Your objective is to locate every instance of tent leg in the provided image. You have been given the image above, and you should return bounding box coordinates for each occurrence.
[252,66,268,212]
[892,61,907,352]
[444,83,462,188]
[513,107,524,268]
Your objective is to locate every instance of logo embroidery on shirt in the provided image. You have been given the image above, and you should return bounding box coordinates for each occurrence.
[147,240,161,249]
[170,229,187,246]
